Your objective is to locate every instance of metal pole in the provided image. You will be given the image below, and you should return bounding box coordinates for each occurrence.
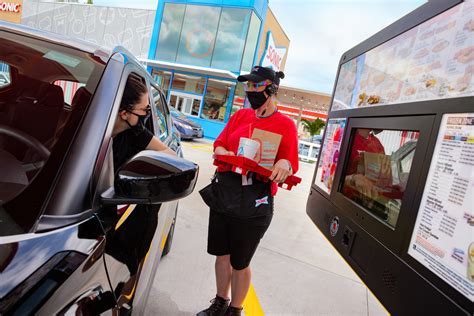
[296,99,303,131]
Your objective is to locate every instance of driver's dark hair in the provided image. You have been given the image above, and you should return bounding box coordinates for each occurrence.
[120,73,147,111]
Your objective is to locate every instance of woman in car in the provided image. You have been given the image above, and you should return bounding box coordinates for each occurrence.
[112,73,175,171]
[198,66,299,316]
[107,73,177,306]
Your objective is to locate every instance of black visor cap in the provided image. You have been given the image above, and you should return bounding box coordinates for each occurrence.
[237,66,276,83]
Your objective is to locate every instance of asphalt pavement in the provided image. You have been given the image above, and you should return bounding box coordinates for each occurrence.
[144,138,388,316]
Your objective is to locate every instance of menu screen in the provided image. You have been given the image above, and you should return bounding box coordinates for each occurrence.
[332,0,474,111]
[315,118,346,194]
[408,113,474,301]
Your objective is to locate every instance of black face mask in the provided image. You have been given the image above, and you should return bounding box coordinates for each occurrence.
[246,91,268,110]
[126,111,151,136]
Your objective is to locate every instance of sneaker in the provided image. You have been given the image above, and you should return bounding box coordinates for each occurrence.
[197,295,230,316]
[225,306,243,316]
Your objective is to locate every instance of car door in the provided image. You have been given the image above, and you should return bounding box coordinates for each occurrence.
[0,43,115,314]
[129,81,180,314]
[0,216,114,315]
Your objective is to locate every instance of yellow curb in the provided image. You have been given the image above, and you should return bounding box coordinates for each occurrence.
[243,283,264,316]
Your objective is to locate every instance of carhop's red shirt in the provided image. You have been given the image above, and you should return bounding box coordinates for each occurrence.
[214,108,299,195]
[347,131,385,175]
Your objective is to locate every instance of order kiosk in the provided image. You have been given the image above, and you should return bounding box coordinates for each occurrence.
[306,0,473,314]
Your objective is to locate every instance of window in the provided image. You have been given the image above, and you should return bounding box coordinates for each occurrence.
[152,69,172,98]
[341,129,420,228]
[0,61,11,88]
[176,5,221,67]
[151,85,169,140]
[201,79,233,122]
[0,30,105,235]
[155,4,259,72]
[171,73,206,95]
[170,94,201,116]
[299,143,310,156]
[241,12,261,73]
[231,82,245,116]
[211,8,251,72]
[155,3,186,62]
[54,80,86,105]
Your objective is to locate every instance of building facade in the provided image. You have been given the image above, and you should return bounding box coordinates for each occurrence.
[144,0,294,138]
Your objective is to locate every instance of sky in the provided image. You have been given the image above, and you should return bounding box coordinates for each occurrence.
[94,0,426,94]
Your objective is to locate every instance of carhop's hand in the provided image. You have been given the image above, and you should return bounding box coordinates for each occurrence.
[270,159,291,183]
[351,174,379,199]
[214,146,235,156]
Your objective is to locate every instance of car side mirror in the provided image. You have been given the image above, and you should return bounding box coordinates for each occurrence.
[101,150,199,205]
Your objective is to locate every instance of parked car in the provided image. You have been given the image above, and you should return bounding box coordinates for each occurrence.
[298,139,321,163]
[169,106,204,140]
[0,22,198,315]
[303,134,322,145]
[0,72,9,87]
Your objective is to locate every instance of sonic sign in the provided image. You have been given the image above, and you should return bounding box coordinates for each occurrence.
[260,31,287,72]
[0,0,23,24]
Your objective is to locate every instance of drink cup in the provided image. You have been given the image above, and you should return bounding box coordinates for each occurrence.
[237,137,260,161]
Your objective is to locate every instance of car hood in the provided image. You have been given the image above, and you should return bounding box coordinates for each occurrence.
[172,116,201,129]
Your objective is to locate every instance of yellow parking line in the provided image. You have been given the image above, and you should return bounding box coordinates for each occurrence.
[182,142,214,152]
[243,283,264,316]
[115,205,136,231]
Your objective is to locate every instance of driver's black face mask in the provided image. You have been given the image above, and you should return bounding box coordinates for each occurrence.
[125,110,151,135]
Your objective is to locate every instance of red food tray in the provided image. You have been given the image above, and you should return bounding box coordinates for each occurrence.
[213,154,302,190]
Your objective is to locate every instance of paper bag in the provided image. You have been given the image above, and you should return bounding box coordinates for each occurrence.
[363,152,392,188]
[251,128,282,169]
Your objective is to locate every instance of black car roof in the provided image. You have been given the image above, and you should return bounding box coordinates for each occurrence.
[0,21,163,94]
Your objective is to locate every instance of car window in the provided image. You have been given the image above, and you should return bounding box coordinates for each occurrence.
[170,105,187,120]
[0,31,105,236]
[151,85,169,141]
[0,61,11,88]
[54,80,86,105]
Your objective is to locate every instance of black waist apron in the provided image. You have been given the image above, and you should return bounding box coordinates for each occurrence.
[200,172,273,219]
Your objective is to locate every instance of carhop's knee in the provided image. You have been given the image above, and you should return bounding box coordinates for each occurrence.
[230,261,249,271]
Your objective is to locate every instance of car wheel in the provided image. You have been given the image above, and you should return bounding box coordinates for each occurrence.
[162,205,178,257]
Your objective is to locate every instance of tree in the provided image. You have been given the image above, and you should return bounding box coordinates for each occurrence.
[87,0,93,4]
[302,118,325,137]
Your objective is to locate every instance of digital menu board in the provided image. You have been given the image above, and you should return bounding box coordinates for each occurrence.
[332,0,474,111]
[315,118,346,194]
[408,113,474,301]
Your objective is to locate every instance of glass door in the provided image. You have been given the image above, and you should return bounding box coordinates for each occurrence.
[169,91,202,116]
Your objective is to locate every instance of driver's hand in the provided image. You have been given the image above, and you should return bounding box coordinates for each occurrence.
[270,159,291,184]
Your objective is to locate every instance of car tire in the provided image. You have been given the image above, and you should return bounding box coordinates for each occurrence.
[162,205,178,257]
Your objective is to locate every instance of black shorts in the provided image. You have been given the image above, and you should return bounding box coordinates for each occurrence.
[207,210,272,270]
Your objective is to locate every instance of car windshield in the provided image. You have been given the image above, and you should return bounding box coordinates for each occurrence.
[0,30,105,235]
[170,106,188,119]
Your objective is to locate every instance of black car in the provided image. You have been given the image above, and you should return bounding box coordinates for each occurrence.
[169,106,204,140]
[0,22,198,315]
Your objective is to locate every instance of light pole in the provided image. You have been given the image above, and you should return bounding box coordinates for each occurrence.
[296,96,303,131]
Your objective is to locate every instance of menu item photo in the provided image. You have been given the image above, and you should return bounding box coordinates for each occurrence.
[432,39,450,52]
[454,46,474,64]
[464,19,474,32]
